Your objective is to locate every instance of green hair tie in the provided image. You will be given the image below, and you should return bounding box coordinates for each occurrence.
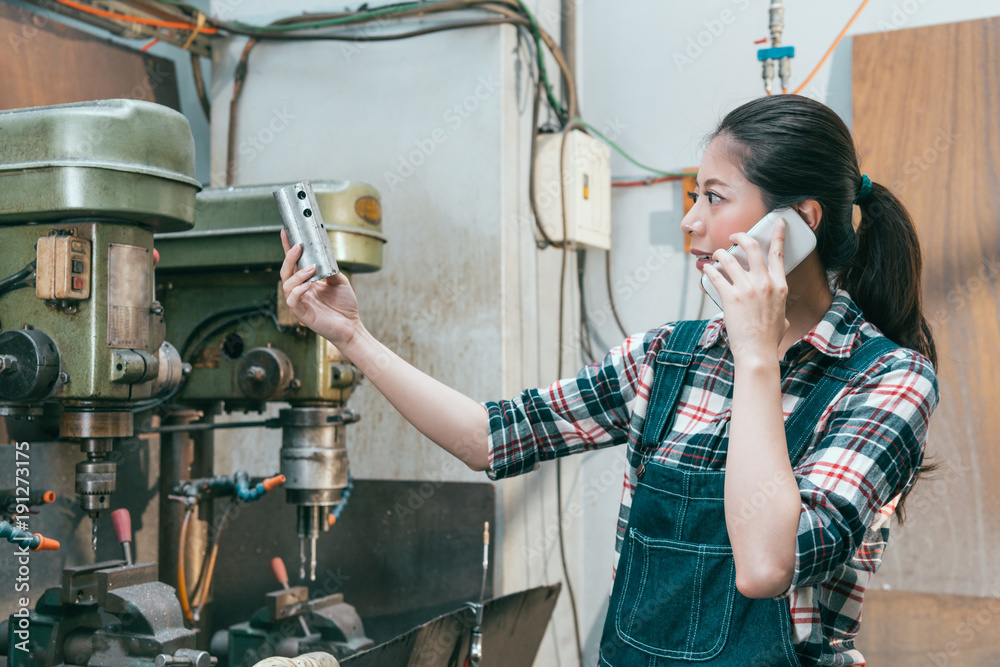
[855,173,873,204]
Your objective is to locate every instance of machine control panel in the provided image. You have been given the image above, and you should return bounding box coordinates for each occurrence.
[36,235,92,300]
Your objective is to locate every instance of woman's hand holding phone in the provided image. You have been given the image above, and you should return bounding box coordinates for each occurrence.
[702,218,790,364]
[280,228,363,348]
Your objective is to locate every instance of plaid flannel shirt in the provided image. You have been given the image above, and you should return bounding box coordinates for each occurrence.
[482,289,939,666]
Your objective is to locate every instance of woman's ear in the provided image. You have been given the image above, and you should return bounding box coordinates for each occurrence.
[793,200,823,232]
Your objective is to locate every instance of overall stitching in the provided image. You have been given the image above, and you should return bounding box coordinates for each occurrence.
[615,529,735,660]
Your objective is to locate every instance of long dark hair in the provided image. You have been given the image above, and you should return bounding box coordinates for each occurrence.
[710,95,937,522]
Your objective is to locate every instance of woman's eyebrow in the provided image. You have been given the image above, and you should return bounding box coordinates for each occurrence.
[697,177,729,189]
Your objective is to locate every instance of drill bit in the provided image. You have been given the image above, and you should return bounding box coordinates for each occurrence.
[91,517,98,553]
[299,537,306,580]
[310,536,317,581]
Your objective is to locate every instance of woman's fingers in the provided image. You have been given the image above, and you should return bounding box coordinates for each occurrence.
[711,248,749,288]
[768,218,787,282]
[702,264,736,308]
[280,228,291,253]
[286,278,313,310]
[729,232,767,274]
[280,242,303,282]
[282,264,315,300]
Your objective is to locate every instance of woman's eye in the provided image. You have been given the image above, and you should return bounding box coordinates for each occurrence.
[706,192,722,205]
[686,191,698,203]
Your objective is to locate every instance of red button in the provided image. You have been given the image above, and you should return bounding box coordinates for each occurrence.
[72,277,84,291]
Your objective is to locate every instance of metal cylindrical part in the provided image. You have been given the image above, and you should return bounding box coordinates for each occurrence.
[75,459,115,513]
[0,329,60,402]
[296,505,331,540]
[151,341,185,398]
[80,438,114,455]
[237,347,295,401]
[279,408,349,506]
[768,0,784,44]
[273,181,339,282]
[60,410,133,439]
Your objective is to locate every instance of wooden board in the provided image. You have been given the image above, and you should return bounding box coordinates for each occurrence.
[856,590,1000,666]
[852,16,1000,664]
[0,2,179,110]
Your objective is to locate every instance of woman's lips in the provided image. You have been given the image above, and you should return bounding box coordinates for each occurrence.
[692,252,714,271]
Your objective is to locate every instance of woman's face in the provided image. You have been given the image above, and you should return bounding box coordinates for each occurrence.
[681,138,769,273]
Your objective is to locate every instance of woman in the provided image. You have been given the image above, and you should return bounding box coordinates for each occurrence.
[279,95,940,666]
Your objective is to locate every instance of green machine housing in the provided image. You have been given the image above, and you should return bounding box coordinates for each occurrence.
[154,181,385,408]
[0,99,199,523]
[154,181,387,581]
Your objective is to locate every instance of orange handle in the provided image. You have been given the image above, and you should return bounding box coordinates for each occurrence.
[42,491,56,504]
[111,508,132,544]
[270,557,289,585]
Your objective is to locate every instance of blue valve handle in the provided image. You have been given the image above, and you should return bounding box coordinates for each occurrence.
[1,520,44,550]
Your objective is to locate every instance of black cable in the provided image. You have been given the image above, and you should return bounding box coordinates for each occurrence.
[178,302,272,361]
[182,305,277,364]
[577,250,595,365]
[555,120,585,667]
[605,250,629,340]
[216,16,529,41]
[0,262,35,296]
[190,52,210,120]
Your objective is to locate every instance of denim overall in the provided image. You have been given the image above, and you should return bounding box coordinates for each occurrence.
[599,319,899,666]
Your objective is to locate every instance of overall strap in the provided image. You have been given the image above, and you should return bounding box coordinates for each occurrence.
[783,334,901,465]
[640,320,711,451]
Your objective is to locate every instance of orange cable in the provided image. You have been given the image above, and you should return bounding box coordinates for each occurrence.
[192,501,237,621]
[792,0,869,95]
[177,507,194,622]
[51,0,220,35]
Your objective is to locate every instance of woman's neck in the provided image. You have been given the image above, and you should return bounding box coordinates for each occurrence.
[780,252,834,359]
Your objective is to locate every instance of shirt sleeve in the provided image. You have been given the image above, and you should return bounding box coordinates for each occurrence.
[481,328,658,481]
[785,348,940,591]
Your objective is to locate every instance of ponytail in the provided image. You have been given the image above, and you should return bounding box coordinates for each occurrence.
[836,182,938,368]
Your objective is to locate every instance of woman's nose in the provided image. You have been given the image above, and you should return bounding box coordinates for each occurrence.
[681,213,704,237]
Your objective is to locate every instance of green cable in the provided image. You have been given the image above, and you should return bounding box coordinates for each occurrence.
[576,118,696,178]
[226,2,447,32]
[513,0,567,122]
[149,0,570,120]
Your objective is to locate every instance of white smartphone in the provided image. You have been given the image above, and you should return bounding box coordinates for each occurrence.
[700,207,817,311]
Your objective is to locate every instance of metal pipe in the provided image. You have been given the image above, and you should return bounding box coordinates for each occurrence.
[560,0,576,107]
[140,419,278,434]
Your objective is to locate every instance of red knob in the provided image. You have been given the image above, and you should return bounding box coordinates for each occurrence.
[270,557,289,585]
[111,508,132,544]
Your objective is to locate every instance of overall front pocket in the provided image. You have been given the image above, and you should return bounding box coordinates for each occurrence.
[615,528,736,660]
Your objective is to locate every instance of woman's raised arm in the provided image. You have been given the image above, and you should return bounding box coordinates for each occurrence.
[280,230,490,471]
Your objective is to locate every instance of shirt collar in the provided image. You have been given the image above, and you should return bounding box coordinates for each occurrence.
[698,288,863,359]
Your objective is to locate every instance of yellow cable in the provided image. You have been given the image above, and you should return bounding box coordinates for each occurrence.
[181,12,207,51]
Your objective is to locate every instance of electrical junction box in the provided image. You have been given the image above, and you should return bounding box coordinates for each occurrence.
[36,235,92,300]
[532,129,612,250]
